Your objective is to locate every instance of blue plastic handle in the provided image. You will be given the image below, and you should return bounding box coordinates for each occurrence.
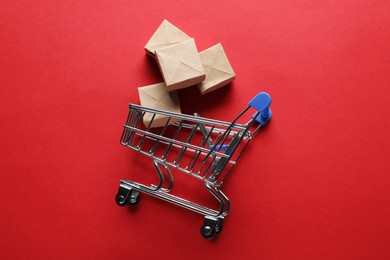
[249,92,272,125]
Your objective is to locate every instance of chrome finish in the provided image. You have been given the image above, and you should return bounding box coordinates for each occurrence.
[117,101,267,238]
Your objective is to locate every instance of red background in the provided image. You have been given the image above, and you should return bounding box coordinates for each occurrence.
[1,0,389,259]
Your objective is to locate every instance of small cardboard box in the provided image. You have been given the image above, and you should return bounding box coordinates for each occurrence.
[197,43,235,94]
[155,38,206,92]
[138,82,181,128]
[144,19,191,58]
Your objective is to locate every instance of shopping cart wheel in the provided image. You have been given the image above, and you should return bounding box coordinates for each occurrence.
[128,190,140,205]
[115,187,140,206]
[215,219,223,234]
[116,184,136,206]
[200,216,222,239]
[115,193,129,206]
[200,225,216,239]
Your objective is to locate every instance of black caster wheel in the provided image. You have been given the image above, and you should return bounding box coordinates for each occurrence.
[200,216,223,239]
[128,190,140,205]
[200,225,216,239]
[115,189,140,206]
[115,193,129,206]
[215,221,223,234]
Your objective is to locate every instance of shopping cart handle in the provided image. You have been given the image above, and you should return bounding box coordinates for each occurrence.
[249,92,272,125]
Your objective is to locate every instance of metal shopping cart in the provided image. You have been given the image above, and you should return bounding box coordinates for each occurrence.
[115,92,272,238]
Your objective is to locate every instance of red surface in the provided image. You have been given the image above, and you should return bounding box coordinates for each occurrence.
[1,0,389,259]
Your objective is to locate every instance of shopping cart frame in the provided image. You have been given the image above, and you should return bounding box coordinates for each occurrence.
[115,92,272,238]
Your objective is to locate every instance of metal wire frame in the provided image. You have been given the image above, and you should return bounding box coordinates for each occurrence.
[116,92,272,238]
[120,104,263,186]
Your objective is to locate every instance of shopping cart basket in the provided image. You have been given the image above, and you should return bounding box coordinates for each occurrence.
[115,92,272,238]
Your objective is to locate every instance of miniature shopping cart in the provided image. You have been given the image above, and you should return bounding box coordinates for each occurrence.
[115,92,272,238]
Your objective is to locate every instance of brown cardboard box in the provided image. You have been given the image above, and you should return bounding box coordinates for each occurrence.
[144,19,191,58]
[138,82,181,128]
[197,43,235,94]
[155,38,206,92]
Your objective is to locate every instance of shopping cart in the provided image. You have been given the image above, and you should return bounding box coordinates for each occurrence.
[115,92,272,238]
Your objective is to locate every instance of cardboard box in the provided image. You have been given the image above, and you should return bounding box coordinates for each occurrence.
[138,82,181,128]
[155,38,206,92]
[144,19,191,58]
[197,43,236,94]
